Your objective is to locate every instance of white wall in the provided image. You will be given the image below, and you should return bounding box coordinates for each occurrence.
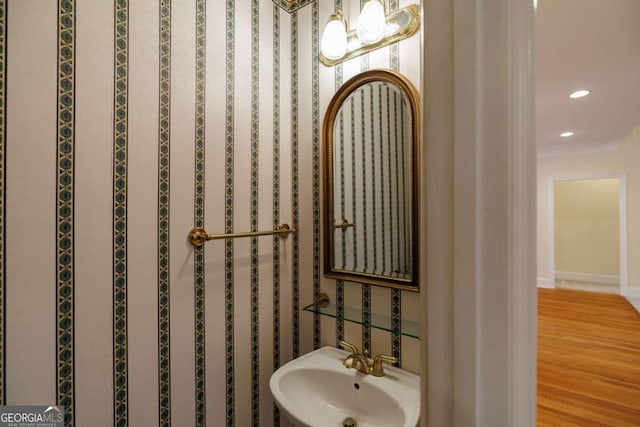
[554,178,620,277]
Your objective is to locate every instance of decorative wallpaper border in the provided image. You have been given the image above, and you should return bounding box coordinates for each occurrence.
[291,12,300,359]
[56,1,76,425]
[386,86,394,273]
[194,0,206,425]
[272,5,281,425]
[250,0,260,425]
[391,289,401,364]
[158,0,171,424]
[113,0,129,424]
[378,85,386,273]
[339,112,345,267]
[335,282,344,343]
[362,285,371,351]
[369,85,377,269]
[389,0,402,364]
[272,0,315,13]
[224,0,235,422]
[334,1,345,346]
[360,90,368,272]
[0,0,6,406]
[312,0,321,351]
[351,99,358,269]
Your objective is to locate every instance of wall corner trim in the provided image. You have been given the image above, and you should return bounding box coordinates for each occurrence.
[421,0,537,426]
[537,277,554,288]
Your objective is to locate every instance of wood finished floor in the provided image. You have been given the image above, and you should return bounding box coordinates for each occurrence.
[538,288,640,426]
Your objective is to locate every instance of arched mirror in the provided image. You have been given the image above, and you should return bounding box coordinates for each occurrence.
[323,69,420,291]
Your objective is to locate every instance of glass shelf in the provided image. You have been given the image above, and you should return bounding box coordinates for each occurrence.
[303,303,420,339]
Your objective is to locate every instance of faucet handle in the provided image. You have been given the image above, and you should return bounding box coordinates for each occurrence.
[338,340,359,355]
[371,354,398,377]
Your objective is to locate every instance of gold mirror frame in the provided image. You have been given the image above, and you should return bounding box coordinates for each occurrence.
[323,69,420,291]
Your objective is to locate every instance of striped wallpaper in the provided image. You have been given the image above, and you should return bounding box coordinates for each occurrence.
[1,0,421,425]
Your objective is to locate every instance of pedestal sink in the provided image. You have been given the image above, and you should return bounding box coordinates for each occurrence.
[270,346,420,427]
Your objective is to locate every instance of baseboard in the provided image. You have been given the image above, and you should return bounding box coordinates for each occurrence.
[627,287,640,298]
[537,277,554,288]
[555,271,619,285]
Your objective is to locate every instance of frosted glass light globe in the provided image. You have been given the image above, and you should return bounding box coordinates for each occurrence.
[356,0,386,45]
[321,18,348,60]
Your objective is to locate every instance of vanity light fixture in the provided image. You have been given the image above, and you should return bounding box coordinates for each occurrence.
[560,131,574,137]
[569,89,590,99]
[319,3,420,66]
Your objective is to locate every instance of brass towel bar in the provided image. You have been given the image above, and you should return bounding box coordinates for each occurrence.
[188,223,296,247]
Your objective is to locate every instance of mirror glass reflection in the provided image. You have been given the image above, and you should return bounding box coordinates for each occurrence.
[332,81,413,279]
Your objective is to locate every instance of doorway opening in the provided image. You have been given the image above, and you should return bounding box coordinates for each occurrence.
[547,175,628,296]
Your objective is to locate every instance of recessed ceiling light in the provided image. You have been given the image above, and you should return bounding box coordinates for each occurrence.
[560,131,574,137]
[569,90,590,99]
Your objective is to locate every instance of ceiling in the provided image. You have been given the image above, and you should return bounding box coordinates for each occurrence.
[536,0,640,157]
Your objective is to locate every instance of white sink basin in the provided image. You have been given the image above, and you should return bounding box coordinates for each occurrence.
[270,346,420,427]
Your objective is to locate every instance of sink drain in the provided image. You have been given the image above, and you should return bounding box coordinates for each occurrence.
[343,417,357,427]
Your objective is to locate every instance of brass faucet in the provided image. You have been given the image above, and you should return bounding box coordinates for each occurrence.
[338,340,397,377]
